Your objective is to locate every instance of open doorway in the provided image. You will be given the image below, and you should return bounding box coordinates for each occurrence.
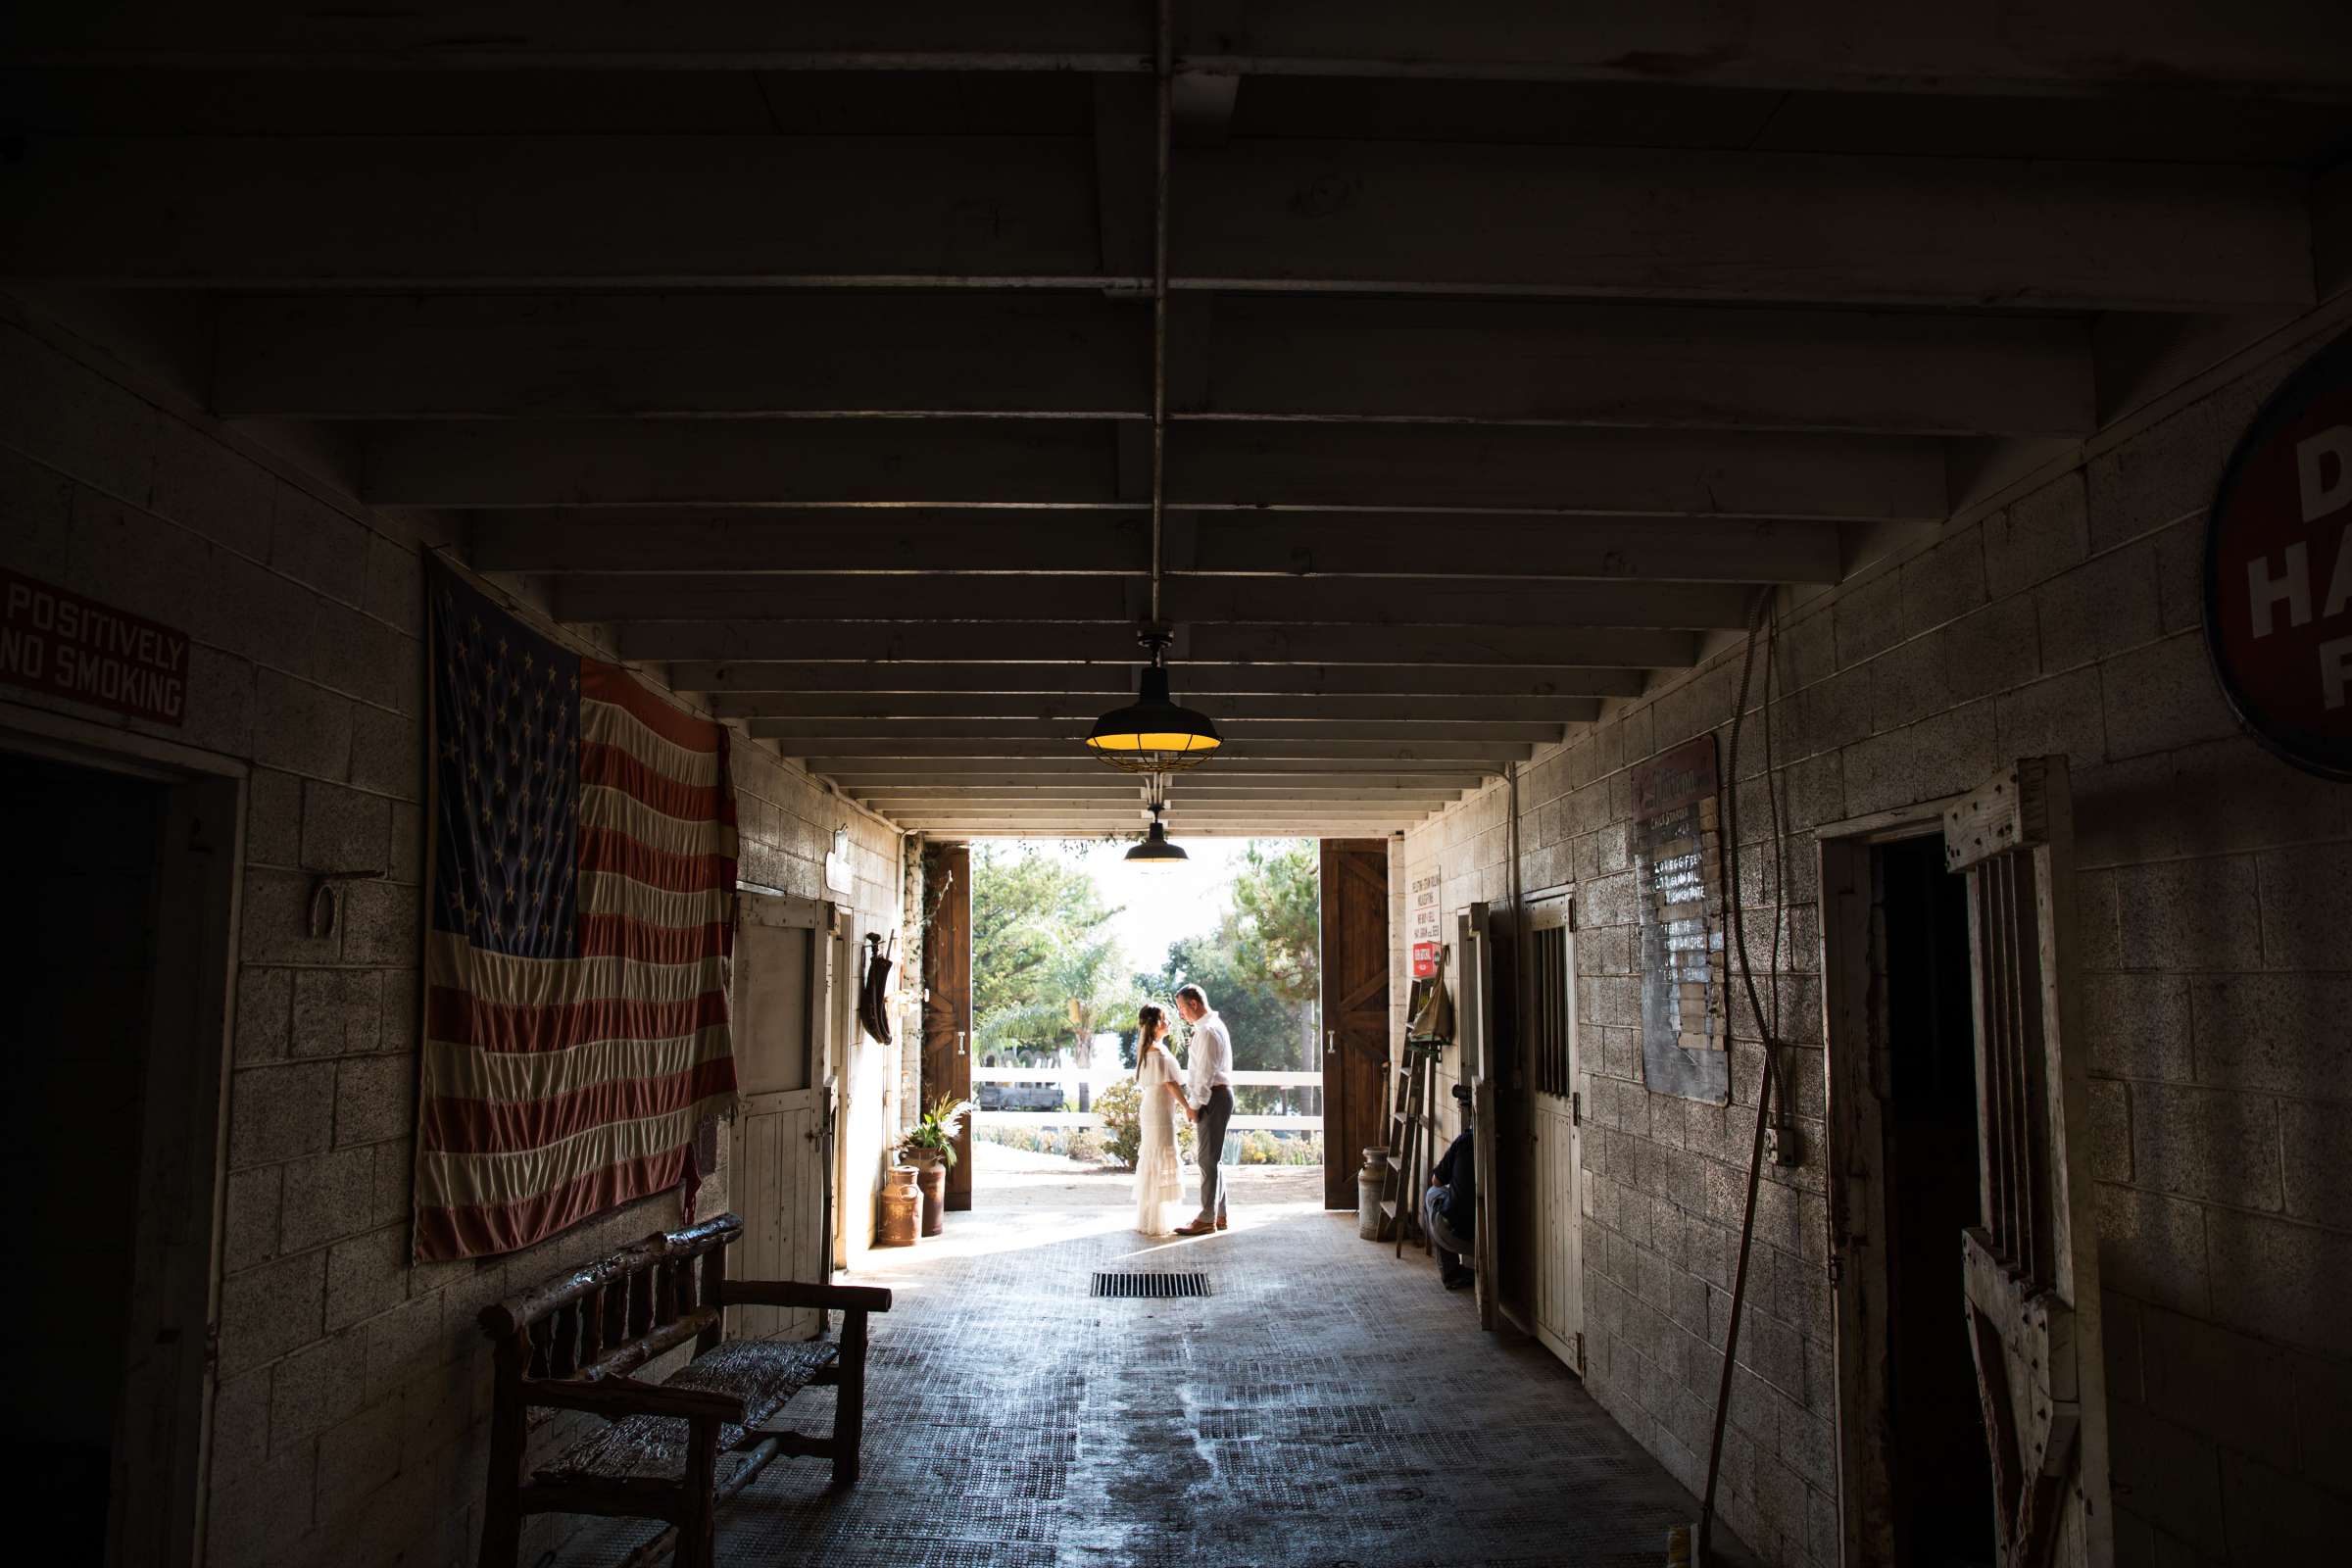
[947,838,1328,1214]
[1824,828,1996,1567]
[0,720,240,1566]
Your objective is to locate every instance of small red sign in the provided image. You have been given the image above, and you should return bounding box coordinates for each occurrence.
[2206,333,2352,779]
[0,569,191,726]
[1411,941,1439,979]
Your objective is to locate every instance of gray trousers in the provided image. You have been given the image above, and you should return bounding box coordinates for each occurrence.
[1423,1186,1470,1274]
[1194,1085,1234,1223]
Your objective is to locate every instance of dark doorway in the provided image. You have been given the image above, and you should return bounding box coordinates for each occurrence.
[0,733,239,1567]
[1877,834,1996,1566]
[0,754,164,1560]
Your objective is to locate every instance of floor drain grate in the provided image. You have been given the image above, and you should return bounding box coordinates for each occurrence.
[1091,1271,1210,1298]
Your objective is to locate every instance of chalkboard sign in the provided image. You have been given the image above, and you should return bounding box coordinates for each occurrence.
[1631,735,1730,1104]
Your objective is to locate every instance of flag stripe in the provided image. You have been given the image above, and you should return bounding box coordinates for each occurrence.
[577,824,735,897]
[419,1101,709,1204]
[426,982,730,1055]
[422,1055,739,1155]
[431,940,729,1008]
[579,912,733,965]
[582,782,742,862]
[415,1145,694,1262]
[424,1025,732,1105]
[582,697,726,786]
[579,873,730,930]
[583,658,724,754]
[580,742,732,826]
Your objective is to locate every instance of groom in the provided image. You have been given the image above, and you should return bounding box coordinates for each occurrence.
[1172,984,1233,1235]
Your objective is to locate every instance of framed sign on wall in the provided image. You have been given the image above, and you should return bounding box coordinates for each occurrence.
[1630,734,1731,1104]
[2205,329,2352,780]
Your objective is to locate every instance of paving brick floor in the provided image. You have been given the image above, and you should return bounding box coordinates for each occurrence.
[553,1171,1754,1568]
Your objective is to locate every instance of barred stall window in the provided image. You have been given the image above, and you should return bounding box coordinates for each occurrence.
[1531,919,1573,1098]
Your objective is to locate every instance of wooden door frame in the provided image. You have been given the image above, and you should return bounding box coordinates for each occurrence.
[1815,794,1967,1568]
[1318,838,1390,1211]
[732,889,832,1339]
[919,841,973,1210]
[1,701,246,1568]
[1521,884,1583,1371]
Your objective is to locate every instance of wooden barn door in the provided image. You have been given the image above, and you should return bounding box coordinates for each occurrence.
[1319,840,1389,1209]
[920,841,974,1210]
[1942,758,2111,1568]
[733,892,831,1340]
[1525,891,1584,1370]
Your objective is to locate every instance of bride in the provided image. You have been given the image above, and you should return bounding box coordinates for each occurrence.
[1132,1004,1188,1237]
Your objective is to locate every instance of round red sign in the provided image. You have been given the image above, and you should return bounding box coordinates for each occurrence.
[2205,332,2352,781]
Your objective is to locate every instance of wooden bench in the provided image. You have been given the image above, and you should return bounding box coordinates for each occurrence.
[474,1212,892,1568]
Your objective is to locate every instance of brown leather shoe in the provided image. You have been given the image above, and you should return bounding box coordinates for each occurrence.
[1215,1217,1230,1231]
[1173,1220,1216,1236]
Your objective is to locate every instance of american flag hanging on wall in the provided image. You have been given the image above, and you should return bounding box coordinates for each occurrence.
[415,562,739,1262]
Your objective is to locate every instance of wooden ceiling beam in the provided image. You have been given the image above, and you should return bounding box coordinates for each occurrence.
[850,786,1465,805]
[3,136,2309,310]
[790,738,1524,761]
[13,5,2349,100]
[558,575,1757,630]
[368,420,1941,518]
[215,293,2091,437]
[751,718,1557,746]
[712,693,1600,724]
[670,661,1649,698]
[828,767,1489,789]
[477,510,1839,585]
[621,620,1698,667]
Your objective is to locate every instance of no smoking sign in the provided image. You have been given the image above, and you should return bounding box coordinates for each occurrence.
[2206,332,2352,780]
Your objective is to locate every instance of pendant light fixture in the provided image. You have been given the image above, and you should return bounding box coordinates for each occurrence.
[1085,5,1220,780]
[1124,801,1188,867]
[1084,628,1222,772]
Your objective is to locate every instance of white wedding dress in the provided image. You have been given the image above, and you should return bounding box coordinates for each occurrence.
[1133,1045,1185,1236]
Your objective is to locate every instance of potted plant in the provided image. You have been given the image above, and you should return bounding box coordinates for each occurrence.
[898,1096,974,1236]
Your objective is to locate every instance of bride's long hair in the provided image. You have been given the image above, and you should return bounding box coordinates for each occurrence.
[1134,1003,1168,1077]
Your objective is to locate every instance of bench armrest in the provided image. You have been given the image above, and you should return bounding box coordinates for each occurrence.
[716,1279,894,1314]
[519,1376,746,1426]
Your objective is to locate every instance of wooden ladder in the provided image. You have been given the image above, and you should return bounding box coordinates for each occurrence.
[1379,1045,1438,1256]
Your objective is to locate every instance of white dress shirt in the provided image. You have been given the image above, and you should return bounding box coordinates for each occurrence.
[1187,1009,1234,1102]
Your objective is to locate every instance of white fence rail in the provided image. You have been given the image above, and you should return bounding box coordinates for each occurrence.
[981,1112,1323,1132]
[971,1068,1321,1087]
[972,1067,1324,1134]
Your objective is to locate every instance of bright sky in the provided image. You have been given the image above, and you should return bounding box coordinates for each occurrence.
[995,836,1308,974]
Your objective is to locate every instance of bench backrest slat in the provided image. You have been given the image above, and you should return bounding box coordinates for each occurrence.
[479,1214,743,1340]
[477,1214,747,1389]
[567,1307,719,1386]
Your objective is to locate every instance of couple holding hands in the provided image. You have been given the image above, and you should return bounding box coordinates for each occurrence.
[1130,984,1236,1238]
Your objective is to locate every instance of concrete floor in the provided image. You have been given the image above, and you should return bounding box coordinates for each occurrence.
[555,1163,1753,1568]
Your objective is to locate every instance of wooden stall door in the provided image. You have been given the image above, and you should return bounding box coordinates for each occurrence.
[920,842,974,1210]
[734,892,830,1340]
[1319,840,1390,1209]
[1943,759,2111,1568]
[1524,892,1584,1371]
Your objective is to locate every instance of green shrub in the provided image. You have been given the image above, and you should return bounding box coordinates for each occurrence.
[1065,1130,1105,1163]
[1093,1079,1143,1168]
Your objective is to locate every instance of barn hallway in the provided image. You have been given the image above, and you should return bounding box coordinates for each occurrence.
[549,1199,1754,1568]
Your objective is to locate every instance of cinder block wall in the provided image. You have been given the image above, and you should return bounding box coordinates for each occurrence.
[1399,321,2351,1565]
[0,313,909,1565]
